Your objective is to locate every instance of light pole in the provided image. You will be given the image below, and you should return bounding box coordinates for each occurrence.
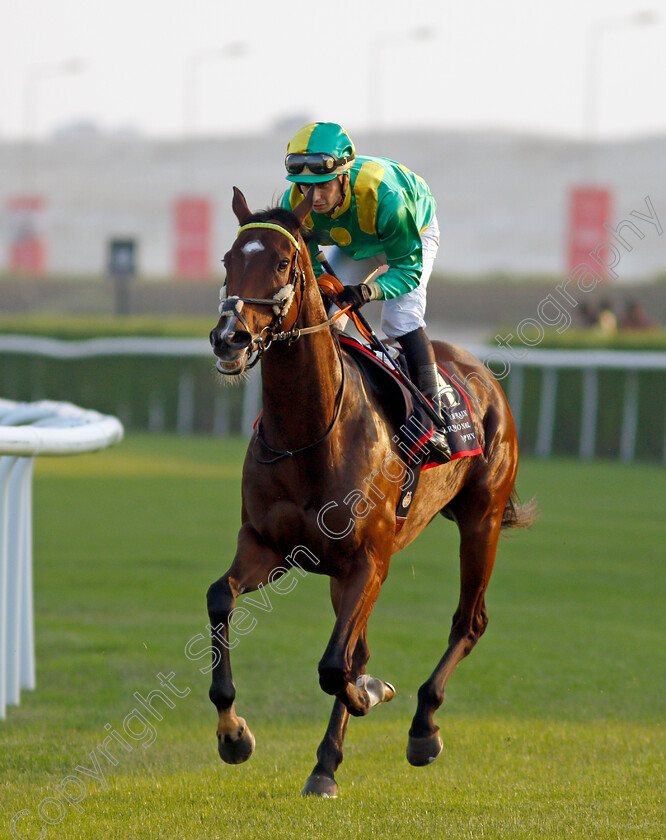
[14,59,84,275]
[368,26,435,135]
[21,58,85,190]
[182,42,248,138]
[567,11,657,278]
[178,43,247,279]
[584,11,658,169]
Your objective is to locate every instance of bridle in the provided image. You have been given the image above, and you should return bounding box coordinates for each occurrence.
[218,222,346,373]
[218,219,346,462]
[217,222,307,371]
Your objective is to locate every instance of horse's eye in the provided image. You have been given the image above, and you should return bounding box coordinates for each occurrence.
[278,259,290,271]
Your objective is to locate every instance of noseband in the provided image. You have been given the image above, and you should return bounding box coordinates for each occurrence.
[218,222,307,370]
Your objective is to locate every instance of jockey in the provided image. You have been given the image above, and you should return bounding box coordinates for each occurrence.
[281,121,450,458]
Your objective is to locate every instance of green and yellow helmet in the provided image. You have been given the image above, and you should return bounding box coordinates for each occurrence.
[285,122,355,183]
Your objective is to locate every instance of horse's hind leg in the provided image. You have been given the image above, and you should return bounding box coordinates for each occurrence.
[407,499,504,766]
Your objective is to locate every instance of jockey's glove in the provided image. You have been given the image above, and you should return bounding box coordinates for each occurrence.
[336,280,382,310]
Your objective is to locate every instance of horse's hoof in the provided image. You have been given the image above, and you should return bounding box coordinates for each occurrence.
[301,774,338,798]
[406,730,443,766]
[356,674,396,707]
[217,718,255,765]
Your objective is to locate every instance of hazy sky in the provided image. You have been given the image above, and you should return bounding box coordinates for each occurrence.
[1,0,664,141]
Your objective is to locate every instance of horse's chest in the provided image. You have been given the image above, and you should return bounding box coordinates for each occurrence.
[249,497,311,551]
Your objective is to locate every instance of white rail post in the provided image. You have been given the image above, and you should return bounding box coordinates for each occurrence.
[4,458,36,707]
[619,371,639,463]
[507,365,524,441]
[579,367,599,461]
[241,367,262,437]
[0,400,124,720]
[535,368,558,458]
[0,456,16,718]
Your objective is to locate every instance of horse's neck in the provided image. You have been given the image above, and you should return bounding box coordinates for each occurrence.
[259,279,343,448]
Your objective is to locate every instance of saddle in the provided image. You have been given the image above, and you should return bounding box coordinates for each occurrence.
[337,334,483,532]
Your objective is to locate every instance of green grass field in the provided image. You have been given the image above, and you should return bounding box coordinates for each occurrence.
[1,435,664,839]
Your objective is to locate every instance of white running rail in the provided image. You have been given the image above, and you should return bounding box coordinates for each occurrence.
[0,400,124,720]
[1,335,665,456]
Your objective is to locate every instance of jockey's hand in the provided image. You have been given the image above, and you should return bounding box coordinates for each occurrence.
[336,282,379,311]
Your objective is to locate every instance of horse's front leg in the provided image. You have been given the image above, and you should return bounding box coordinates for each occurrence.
[302,628,368,797]
[303,570,394,797]
[206,523,285,765]
[318,561,394,717]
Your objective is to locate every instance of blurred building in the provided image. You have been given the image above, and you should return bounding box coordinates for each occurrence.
[0,128,664,280]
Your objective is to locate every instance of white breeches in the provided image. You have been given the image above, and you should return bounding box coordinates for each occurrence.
[326,215,440,339]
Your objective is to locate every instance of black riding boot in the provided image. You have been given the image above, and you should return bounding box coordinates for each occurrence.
[398,327,451,460]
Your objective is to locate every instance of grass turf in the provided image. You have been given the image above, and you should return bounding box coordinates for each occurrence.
[1,435,664,839]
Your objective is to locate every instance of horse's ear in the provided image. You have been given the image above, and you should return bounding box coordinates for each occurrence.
[292,187,314,225]
[232,187,252,225]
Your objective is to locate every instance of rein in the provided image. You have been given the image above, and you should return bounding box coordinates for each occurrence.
[251,343,346,464]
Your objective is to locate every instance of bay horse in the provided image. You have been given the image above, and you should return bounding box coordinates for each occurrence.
[207,187,534,797]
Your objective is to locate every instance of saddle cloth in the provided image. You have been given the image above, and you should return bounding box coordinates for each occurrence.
[338,334,483,532]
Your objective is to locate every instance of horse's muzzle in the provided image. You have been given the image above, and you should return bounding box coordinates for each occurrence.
[210,326,252,375]
[210,326,252,353]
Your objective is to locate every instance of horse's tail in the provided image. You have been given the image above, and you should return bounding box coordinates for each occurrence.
[501,490,539,530]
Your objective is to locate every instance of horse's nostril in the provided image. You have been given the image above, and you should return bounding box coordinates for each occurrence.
[211,329,227,350]
[210,327,251,355]
[228,330,252,350]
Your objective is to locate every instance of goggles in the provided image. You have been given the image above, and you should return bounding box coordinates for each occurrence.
[285,152,354,176]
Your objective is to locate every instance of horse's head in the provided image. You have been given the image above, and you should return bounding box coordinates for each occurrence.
[210,187,314,376]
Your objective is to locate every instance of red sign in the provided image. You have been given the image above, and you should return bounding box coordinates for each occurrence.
[7,196,47,275]
[173,197,212,279]
[567,186,612,278]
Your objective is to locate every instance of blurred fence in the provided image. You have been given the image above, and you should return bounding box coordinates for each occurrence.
[495,347,666,462]
[0,336,664,462]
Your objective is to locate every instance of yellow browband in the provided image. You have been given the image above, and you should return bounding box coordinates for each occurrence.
[237,222,300,251]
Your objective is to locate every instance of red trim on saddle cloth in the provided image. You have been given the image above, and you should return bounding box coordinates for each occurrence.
[421,448,483,470]
[408,433,433,462]
[338,335,395,371]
